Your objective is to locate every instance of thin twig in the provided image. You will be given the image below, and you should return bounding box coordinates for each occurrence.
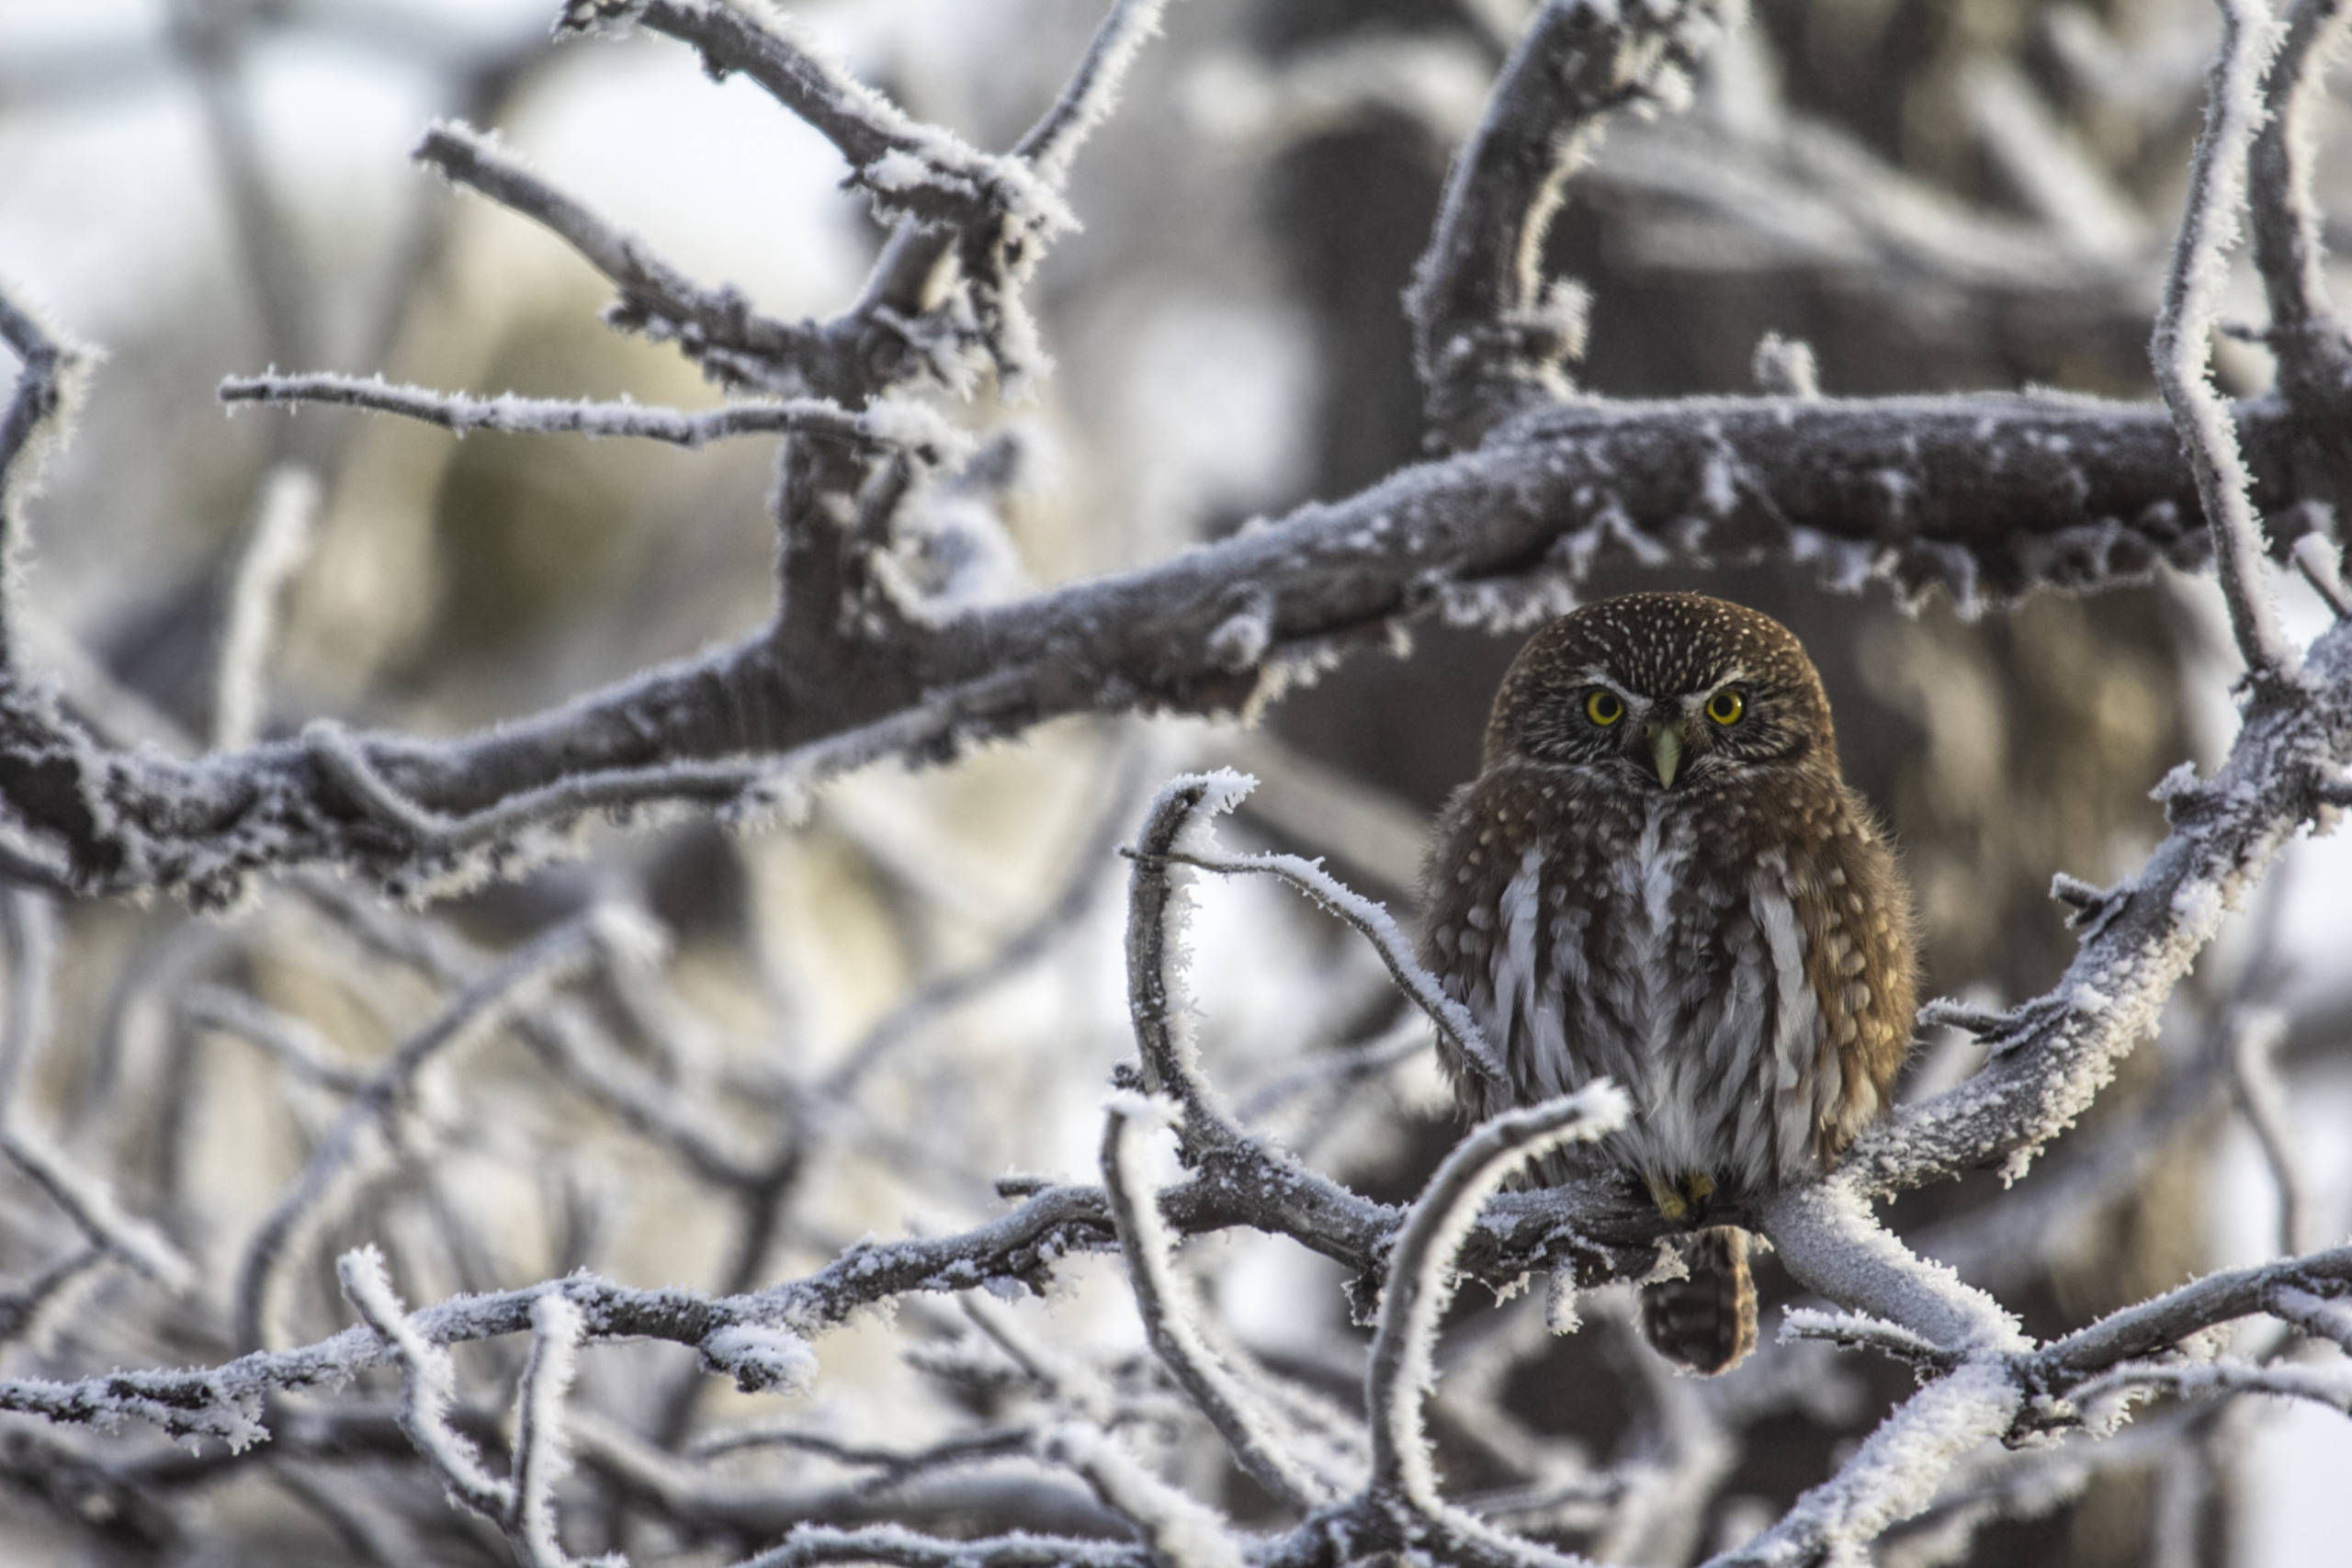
[2248,0,2352,389]
[1100,1092,1335,1512]
[1012,0,1174,187]
[1140,769,1507,1091]
[413,119,812,391]
[2227,1009,2312,1255]
[1365,1086,1628,1507]
[232,913,606,1351]
[2150,0,2297,684]
[1407,0,1729,441]
[220,372,966,463]
[0,287,88,670]
[339,1246,514,1518]
[211,466,320,752]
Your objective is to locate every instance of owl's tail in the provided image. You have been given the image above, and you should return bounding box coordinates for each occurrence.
[1639,1226,1757,1375]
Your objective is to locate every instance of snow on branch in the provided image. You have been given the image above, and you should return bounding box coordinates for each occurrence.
[1836,613,2352,1201]
[1141,770,1506,1091]
[1408,0,1733,444]
[1100,1091,1339,1512]
[0,288,89,671]
[412,118,821,394]
[0,371,2312,908]
[1364,1086,1628,1513]
[1712,1360,2026,1568]
[2152,0,2297,685]
[219,371,968,466]
[2248,0,2352,403]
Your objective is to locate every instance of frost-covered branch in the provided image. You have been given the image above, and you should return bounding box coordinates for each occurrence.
[509,1292,593,1568]
[2151,0,2296,684]
[339,1246,515,1519]
[1364,1085,1628,1514]
[232,910,609,1350]
[1837,613,2352,1198]
[1710,1360,2026,1568]
[1148,773,1505,1090]
[605,0,1073,392]
[220,372,965,464]
[1100,1092,1337,1513]
[735,1526,1148,1568]
[0,891,194,1291]
[2228,1009,2312,1255]
[1011,0,1172,187]
[614,1,1067,244]
[1122,774,1403,1247]
[2248,0,2352,403]
[211,465,318,753]
[412,118,819,394]
[184,986,379,1095]
[825,745,1138,1096]
[0,371,2316,907]
[1408,0,1732,442]
[2028,1242,2352,1391]
[0,289,87,671]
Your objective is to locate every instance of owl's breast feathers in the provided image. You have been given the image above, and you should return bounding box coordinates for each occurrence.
[1420,761,1915,1196]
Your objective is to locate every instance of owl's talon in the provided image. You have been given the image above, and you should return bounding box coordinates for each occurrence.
[1684,1172,1715,1205]
[1645,1177,1688,1222]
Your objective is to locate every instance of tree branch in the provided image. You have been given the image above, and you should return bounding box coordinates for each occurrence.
[2151,0,2297,684]
[6,369,2311,906]
[0,290,88,671]
[1408,0,1733,443]
[1837,613,2352,1199]
[219,372,967,465]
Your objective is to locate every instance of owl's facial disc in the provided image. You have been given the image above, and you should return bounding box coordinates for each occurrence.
[1483,593,1836,786]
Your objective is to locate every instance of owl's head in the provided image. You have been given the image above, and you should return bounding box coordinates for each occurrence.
[1482,592,1836,792]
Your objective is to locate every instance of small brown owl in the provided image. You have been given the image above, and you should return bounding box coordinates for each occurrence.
[1420,592,1916,1374]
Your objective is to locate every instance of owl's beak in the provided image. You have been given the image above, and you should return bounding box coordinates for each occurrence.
[1645,721,1685,789]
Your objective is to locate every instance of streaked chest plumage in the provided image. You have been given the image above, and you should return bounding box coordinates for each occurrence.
[1424,745,1906,1200]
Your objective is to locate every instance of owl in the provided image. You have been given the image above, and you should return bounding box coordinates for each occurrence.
[1419,592,1916,1374]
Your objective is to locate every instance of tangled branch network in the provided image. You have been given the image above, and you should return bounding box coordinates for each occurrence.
[1,0,2351,1563]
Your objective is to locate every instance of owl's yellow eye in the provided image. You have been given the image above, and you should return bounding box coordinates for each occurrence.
[1585,690,1624,727]
[1706,689,1745,726]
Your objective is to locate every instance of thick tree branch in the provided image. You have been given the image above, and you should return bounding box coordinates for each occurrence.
[1,371,2314,905]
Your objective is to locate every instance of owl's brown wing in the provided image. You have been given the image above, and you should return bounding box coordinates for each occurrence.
[1783,787,1917,1169]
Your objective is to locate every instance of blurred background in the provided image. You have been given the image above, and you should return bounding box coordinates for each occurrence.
[1,0,2350,1563]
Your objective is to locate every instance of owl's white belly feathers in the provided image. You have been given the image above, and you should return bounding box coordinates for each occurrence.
[1472,797,1828,1196]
